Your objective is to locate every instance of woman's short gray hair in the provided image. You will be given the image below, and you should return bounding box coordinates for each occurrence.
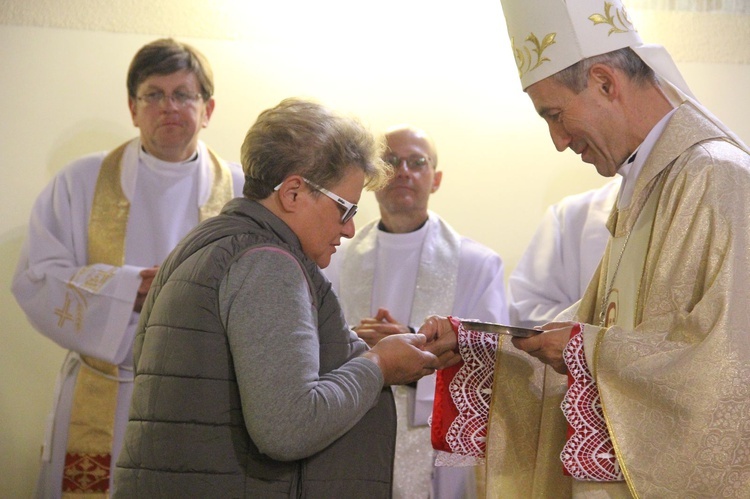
[241,98,392,200]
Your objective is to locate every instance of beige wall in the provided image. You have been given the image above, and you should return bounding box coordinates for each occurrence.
[1,1,748,495]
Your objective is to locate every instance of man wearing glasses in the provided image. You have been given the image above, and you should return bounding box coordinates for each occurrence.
[324,125,509,498]
[12,38,244,496]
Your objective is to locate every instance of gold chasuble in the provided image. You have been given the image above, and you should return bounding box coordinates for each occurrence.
[62,142,233,496]
[485,104,750,498]
[569,178,661,499]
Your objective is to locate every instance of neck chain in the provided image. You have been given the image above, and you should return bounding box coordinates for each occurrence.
[599,227,632,327]
[598,179,658,327]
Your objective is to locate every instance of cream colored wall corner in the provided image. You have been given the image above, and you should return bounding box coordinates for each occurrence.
[635,10,750,63]
[1,1,748,496]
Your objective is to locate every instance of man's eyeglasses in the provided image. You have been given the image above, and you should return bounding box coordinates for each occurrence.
[383,154,431,171]
[137,90,203,107]
[274,177,358,224]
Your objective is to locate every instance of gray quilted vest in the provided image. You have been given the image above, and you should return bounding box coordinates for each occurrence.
[114,198,396,498]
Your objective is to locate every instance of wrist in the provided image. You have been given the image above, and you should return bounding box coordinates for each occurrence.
[447,316,461,331]
[361,351,383,375]
[447,316,461,353]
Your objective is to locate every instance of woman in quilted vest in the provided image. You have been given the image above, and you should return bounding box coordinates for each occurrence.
[114,98,460,498]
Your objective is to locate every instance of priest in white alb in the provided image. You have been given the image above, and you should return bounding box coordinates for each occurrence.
[325,125,509,498]
[12,39,244,497]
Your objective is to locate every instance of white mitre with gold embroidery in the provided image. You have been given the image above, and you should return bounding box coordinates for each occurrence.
[500,0,692,98]
[499,0,749,151]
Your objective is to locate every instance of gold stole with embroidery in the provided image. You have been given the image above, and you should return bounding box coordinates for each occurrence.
[61,142,233,496]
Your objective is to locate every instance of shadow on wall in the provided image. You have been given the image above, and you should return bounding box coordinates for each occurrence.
[0,227,67,493]
[46,119,132,176]
[542,162,609,211]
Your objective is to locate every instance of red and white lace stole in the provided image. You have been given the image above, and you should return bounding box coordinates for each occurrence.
[431,317,498,466]
[561,325,623,481]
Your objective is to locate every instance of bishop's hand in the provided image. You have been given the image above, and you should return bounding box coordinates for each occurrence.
[510,321,576,374]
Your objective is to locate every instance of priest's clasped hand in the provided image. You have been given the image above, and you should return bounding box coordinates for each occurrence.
[354,308,411,348]
[135,265,159,313]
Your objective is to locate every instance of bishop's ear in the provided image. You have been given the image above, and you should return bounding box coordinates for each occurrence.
[589,64,619,100]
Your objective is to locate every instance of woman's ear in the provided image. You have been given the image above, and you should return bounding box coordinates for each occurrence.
[275,175,305,214]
